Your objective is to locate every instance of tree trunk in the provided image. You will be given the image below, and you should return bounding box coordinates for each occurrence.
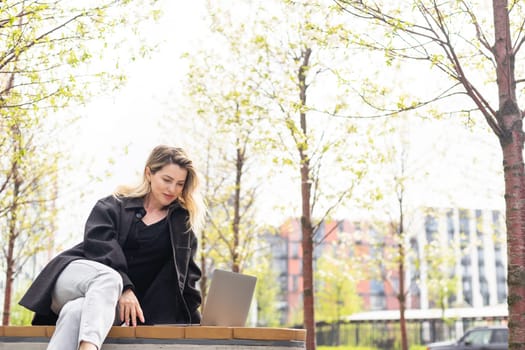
[501,129,525,349]
[200,230,208,306]
[492,1,525,348]
[201,144,211,306]
[398,242,407,350]
[301,215,315,350]
[2,126,21,326]
[232,140,243,273]
[2,233,15,326]
[297,47,316,350]
[398,199,408,350]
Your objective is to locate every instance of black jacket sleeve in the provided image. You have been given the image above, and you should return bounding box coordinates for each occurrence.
[82,197,133,290]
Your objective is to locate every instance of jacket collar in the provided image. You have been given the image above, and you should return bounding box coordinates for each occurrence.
[122,195,183,211]
[167,199,182,211]
[122,196,144,210]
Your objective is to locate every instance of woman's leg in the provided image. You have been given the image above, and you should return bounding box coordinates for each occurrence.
[47,297,83,350]
[48,259,123,350]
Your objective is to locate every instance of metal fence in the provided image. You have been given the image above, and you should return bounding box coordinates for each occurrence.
[316,317,507,349]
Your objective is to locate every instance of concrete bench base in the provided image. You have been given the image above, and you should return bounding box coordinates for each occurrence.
[0,326,306,350]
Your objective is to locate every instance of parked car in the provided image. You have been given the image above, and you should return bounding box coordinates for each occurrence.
[426,326,508,350]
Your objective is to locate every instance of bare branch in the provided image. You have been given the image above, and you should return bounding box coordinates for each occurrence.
[514,31,525,54]
[314,220,341,245]
[419,2,502,135]
[0,11,85,72]
[313,184,355,240]
[459,0,493,52]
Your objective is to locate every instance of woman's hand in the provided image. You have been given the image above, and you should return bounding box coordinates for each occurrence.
[118,289,145,326]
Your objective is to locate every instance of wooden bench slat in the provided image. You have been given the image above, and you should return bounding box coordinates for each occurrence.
[294,329,306,341]
[0,325,306,342]
[3,326,47,337]
[185,326,233,339]
[107,326,136,338]
[234,327,299,341]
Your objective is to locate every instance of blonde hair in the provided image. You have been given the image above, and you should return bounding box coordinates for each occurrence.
[114,145,206,234]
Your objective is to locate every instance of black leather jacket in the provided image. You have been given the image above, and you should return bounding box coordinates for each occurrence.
[19,195,202,325]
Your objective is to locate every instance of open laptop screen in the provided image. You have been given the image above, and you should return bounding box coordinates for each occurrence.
[200,269,257,327]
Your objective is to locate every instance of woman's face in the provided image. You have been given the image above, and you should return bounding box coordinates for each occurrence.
[146,163,188,208]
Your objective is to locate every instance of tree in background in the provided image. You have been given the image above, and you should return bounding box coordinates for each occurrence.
[0,0,161,325]
[0,114,58,326]
[334,0,525,346]
[424,236,459,339]
[181,4,274,306]
[206,1,376,347]
[315,237,362,345]
[386,154,410,350]
[377,123,420,350]
[186,2,376,344]
[365,116,459,350]
[250,247,281,327]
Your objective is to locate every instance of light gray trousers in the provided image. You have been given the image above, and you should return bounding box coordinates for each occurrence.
[47,259,123,350]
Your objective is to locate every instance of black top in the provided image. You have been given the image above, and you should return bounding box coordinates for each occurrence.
[124,216,172,301]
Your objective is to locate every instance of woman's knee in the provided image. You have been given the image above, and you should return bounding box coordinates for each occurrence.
[96,267,123,295]
[75,260,123,295]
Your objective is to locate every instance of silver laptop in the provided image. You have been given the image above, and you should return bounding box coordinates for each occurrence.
[200,269,257,327]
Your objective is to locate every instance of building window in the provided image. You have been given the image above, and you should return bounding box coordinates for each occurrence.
[291,275,299,292]
[446,209,455,242]
[459,210,470,247]
[370,280,386,310]
[290,241,300,258]
[462,275,473,306]
[425,215,438,243]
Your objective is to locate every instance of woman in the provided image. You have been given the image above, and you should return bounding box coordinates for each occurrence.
[19,145,205,350]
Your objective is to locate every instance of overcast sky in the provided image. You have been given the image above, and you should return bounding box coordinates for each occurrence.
[54,1,210,244]
[53,1,505,246]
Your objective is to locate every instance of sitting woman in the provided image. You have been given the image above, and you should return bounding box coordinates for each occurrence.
[19,145,206,350]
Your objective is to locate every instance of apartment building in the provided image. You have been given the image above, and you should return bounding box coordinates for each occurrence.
[268,207,507,324]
